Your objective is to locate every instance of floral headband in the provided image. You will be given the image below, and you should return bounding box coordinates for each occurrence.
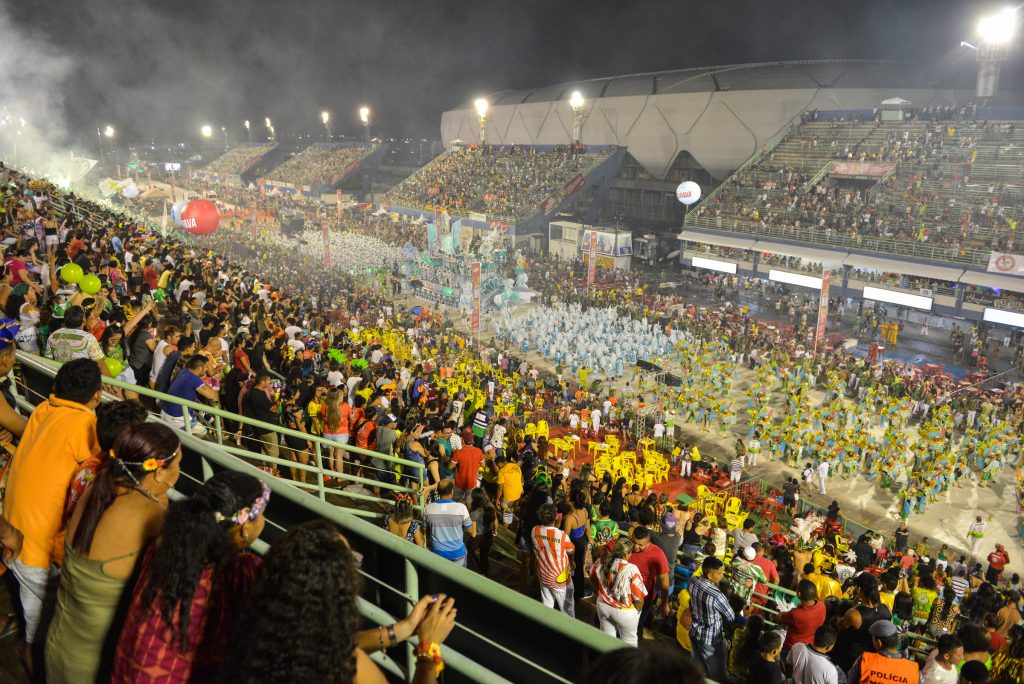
[112,447,179,476]
[215,481,271,526]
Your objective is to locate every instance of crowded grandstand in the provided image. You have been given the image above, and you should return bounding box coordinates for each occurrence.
[0,10,1023,684]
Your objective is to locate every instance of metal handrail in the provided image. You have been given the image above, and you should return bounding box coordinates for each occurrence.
[12,354,622,684]
[15,351,426,514]
[684,214,990,266]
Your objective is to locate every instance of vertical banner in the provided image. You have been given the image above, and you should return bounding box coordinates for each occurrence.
[815,268,831,349]
[586,231,597,287]
[322,221,331,268]
[160,201,168,238]
[471,261,481,334]
[427,223,438,255]
[450,218,462,254]
[337,190,343,219]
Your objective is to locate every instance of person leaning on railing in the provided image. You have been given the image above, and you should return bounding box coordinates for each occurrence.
[222,520,458,684]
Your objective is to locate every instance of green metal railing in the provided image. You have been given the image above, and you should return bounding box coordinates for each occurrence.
[13,351,622,684]
[15,351,426,516]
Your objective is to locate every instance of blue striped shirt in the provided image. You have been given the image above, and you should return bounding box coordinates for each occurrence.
[424,499,472,561]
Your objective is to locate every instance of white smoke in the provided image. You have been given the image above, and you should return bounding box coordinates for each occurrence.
[0,2,90,185]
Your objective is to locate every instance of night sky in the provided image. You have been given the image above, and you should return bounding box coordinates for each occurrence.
[4,0,1018,147]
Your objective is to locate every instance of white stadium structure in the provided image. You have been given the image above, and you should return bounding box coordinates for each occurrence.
[441,59,1023,182]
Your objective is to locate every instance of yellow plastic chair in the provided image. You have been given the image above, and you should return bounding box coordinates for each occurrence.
[535,420,550,441]
[524,423,537,439]
[618,450,638,469]
[637,437,656,452]
[724,496,742,516]
[696,484,712,502]
[587,441,608,460]
[594,455,613,480]
[713,490,728,511]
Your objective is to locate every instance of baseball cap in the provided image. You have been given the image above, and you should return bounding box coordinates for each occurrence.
[743,547,756,561]
[868,620,897,638]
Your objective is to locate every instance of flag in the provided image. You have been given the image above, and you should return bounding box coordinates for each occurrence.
[161,201,168,238]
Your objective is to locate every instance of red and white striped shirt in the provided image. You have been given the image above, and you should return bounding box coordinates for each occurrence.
[592,558,647,609]
[531,525,574,588]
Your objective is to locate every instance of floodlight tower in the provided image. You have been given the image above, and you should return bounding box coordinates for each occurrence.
[359,106,370,145]
[474,98,488,146]
[974,7,1017,97]
[321,111,331,140]
[569,90,585,146]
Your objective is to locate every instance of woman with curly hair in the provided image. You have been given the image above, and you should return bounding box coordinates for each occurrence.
[111,470,270,683]
[223,520,458,684]
[45,423,181,684]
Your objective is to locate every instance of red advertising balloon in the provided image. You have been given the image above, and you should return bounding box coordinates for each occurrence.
[180,200,221,236]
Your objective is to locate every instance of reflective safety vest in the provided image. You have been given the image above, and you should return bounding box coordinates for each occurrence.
[859,651,919,684]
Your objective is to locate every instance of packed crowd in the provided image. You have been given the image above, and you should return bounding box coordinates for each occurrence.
[196,143,277,179]
[387,144,607,219]
[693,118,1024,259]
[3,142,1024,684]
[263,143,370,189]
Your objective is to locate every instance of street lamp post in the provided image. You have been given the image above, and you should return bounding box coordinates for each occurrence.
[244,120,252,142]
[359,106,370,145]
[221,126,228,148]
[569,90,585,146]
[321,111,331,140]
[474,98,488,146]
[265,118,275,142]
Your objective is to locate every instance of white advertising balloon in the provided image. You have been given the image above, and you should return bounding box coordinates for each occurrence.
[121,183,140,199]
[675,181,701,205]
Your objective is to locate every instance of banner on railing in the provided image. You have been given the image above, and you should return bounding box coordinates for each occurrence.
[539,174,585,215]
[987,251,1024,275]
[829,161,896,178]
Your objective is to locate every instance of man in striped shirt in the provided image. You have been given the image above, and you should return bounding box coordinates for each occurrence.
[423,480,476,566]
[949,567,971,605]
[531,503,575,617]
[689,556,735,682]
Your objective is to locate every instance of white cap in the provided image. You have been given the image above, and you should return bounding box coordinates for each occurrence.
[743,547,756,560]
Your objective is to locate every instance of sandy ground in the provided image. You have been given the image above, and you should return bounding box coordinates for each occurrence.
[420,294,1022,576]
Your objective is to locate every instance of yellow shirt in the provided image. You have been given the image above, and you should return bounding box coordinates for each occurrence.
[675,589,692,651]
[804,572,843,601]
[497,462,523,503]
[6,396,99,568]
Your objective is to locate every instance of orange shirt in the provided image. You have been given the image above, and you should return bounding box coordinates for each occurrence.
[6,396,99,568]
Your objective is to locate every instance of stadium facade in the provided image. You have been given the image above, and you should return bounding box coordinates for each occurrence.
[441,60,1024,228]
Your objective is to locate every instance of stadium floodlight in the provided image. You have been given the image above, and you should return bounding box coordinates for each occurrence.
[200,124,213,139]
[244,120,252,142]
[359,106,370,124]
[321,111,330,124]
[321,111,332,140]
[103,125,115,138]
[978,7,1017,44]
[569,91,585,145]
[474,98,489,145]
[244,119,251,129]
[264,117,272,128]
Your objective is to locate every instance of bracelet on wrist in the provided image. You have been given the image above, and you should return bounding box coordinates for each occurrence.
[387,623,398,646]
[414,641,444,676]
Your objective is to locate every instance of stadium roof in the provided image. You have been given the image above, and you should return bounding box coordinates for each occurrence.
[442,60,1024,180]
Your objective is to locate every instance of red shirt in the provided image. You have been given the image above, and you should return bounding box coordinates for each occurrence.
[142,265,158,290]
[451,445,484,491]
[4,258,27,285]
[752,554,780,599]
[988,550,1009,571]
[629,543,669,595]
[779,600,826,648]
